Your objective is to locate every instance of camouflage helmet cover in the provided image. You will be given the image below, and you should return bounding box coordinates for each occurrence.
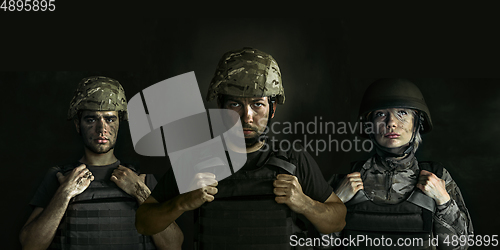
[67,76,128,120]
[206,47,285,104]
[359,78,432,135]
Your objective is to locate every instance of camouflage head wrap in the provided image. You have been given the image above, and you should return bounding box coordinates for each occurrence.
[206,47,285,104]
[67,76,128,120]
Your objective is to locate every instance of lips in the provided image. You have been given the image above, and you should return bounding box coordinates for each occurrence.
[243,129,255,135]
[384,132,400,139]
[95,137,109,143]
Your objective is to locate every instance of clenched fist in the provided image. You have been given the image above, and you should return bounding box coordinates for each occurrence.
[177,173,218,212]
[111,165,146,196]
[335,172,364,203]
[56,164,94,199]
[273,174,309,214]
[417,170,450,205]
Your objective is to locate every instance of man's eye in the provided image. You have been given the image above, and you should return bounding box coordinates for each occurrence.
[375,112,385,117]
[86,119,95,123]
[254,103,264,107]
[106,119,115,123]
[229,103,240,108]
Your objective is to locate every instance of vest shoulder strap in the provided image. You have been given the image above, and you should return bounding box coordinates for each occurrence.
[351,160,365,173]
[418,161,444,178]
[266,143,298,175]
[265,157,296,175]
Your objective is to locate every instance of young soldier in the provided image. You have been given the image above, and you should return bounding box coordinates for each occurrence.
[334,79,473,249]
[20,76,182,249]
[136,48,346,249]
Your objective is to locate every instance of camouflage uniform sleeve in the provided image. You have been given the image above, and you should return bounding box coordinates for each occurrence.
[434,168,474,250]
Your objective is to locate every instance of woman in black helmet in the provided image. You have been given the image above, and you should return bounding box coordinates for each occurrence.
[334,79,473,249]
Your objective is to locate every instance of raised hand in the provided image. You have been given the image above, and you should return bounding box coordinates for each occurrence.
[335,172,364,203]
[56,164,94,199]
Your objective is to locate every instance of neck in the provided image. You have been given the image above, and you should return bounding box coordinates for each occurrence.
[80,148,118,166]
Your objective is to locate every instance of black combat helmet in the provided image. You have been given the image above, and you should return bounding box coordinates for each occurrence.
[359,78,432,138]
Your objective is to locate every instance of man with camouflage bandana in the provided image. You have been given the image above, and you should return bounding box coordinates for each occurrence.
[135,47,347,249]
[20,76,183,249]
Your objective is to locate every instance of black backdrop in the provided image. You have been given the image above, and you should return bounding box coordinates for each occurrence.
[2,19,499,249]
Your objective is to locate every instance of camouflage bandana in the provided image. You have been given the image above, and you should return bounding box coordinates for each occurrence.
[206,47,285,104]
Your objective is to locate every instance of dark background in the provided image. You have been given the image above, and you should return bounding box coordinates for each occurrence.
[2,19,499,249]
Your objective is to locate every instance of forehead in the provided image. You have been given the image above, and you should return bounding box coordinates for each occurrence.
[374,108,413,112]
[225,96,268,102]
[81,110,118,117]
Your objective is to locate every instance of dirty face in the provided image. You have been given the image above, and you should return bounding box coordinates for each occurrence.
[75,110,119,154]
[371,108,415,149]
[221,96,275,146]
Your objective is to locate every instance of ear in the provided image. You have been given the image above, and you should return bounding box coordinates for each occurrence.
[74,119,80,134]
[271,104,277,119]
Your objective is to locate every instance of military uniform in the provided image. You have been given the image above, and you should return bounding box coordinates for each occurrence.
[30,161,158,249]
[150,48,336,249]
[333,79,473,250]
[350,152,473,249]
[27,76,158,249]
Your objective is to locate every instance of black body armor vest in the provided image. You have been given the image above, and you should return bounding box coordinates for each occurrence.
[341,161,443,250]
[196,150,309,250]
[49,163,156,250]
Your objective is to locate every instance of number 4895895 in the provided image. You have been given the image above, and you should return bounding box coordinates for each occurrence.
[1,0,56,11]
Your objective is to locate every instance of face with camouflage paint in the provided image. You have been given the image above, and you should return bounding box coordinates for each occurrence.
[372,108,415,149]
[75,110,119,154]
[221,96,275,147]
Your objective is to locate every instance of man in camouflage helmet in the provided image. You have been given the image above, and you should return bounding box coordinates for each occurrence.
[333,79,473,249]
[135,48,346,249]
[20,76,183,249]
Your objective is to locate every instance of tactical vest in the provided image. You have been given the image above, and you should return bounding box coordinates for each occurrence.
[196,150,309,250]
[342,161,443,250]
[49,162,156,250]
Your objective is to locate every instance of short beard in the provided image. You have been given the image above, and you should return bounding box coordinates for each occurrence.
[245,135,262,147]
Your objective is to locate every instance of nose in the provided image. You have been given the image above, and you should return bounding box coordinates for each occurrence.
[386,112,398,129]
[95,118,108,134]
[241,105,254,124]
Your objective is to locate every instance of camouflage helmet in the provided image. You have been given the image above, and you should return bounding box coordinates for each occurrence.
[206,47,285,104]
[359,79,432,136]
[67,76,128,120]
